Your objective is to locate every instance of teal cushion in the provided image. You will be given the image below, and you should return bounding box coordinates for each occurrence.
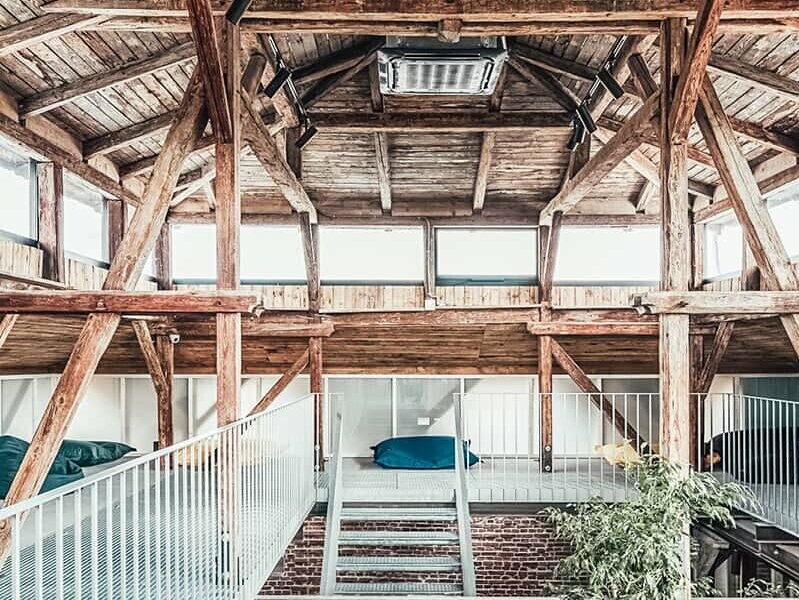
[0,435,84,499]
[372,436,479,470]
[59,440,136,467]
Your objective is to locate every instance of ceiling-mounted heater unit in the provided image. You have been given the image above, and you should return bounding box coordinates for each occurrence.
[378,36,508,95]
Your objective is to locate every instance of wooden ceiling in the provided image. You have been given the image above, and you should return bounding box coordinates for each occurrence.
[0,1,797,223]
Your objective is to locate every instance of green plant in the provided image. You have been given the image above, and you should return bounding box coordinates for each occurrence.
[741,578,799,597]
[546,454,757,600]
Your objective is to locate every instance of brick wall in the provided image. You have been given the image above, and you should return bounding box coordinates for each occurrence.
[260,512,574,596]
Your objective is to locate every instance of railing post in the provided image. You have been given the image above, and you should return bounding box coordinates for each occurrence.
[320,408,345,596]
[453,394,476,597]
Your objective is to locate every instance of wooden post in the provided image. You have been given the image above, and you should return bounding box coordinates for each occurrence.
[36,162,65,284]
[538,334,553,472]
[309,336,324,470]
[155,334,175,449]
[154,222,172,290]
[424,220,436,304]
[106,198,127,262]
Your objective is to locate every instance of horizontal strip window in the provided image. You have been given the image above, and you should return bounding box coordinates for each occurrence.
[0,229,38,248]
[65,251,111,270]
[436,276,538,286]
[553,279,659,287]
[436,227,538,283]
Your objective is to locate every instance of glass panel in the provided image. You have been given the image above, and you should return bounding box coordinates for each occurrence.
[463,377,534,456]
[555,226,660,283]
[769,198,799,260]
[320,227,424,282]
[705,214,743,279]
[126,207,155,276]
[436,228,537,282]
[241,225,306,281]
[328,378,392,457]
[172,223,216,281]
[64,175,106,262]
[395,378,460,437]
[0,140,32,239]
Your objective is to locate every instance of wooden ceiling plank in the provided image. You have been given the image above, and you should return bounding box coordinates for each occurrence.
[84,112,176,158]
[509,40,597,83]
[0,14,108,58]
[19,42,196,117]
[293,37,383,85]
[309,111,571,132]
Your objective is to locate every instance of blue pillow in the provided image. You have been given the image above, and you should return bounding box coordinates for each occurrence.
[372,436,479,470]
[0,435,84,499]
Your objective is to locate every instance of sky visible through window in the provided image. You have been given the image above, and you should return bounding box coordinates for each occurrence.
[0,140,32,239]
[437,228,537,281]
[320,227,424,282]
[64,175,106,262]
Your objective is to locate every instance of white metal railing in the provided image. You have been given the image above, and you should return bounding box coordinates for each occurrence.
[452,395,476,596]
[698,393,799,535]
[455,392,660,502]
[319,409,344,597]
[0,393,317,600]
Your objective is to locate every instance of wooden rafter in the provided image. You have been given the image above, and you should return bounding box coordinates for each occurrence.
[84,112,176,158]
[299,212,320,313]
[0,14,107,58]
[539,210,563,303]
[539,93,659,224]
[694,322,735,394]
[368,60,392,213]
[549,338,645,449]
[294,37,383,85]
[508,56,579,113]
[509,40,597,83]
[248,349,310,416]
[636,291,799,315]
[472,132,495,213]
[0,314,18,351]
[19,42,195,117]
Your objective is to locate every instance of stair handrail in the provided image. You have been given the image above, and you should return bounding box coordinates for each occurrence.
[453,394,477,596]
[320,408,345,596]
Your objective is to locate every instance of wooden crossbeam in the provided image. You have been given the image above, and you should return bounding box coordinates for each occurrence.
[43,0,799,19]
[550,338,645,449]
[0,14,107,58]
[131,321,173,451]
[539,93,659,224]
[294,37,383,85]
[508,56,579,113]
[696,74,799,358]
[248,349,310,416]
[19,42,195,117]
[472,132,495,213]
[311,111,572,133]
[539,211,563,303]
[709,52,799,106]
[150,317,334,337]
[509,41,597,83]
[0,290,260,314]
[636,291,799,315]
[528,321,659,336]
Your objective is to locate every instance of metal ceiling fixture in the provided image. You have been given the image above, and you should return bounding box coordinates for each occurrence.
[377,36,508,96]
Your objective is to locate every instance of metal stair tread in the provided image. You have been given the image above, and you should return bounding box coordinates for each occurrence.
[337,555,461,571]
[338,530,460,546]
[334,582,463,595]
[340,505,458,521]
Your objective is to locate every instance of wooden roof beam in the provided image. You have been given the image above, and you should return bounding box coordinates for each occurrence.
[19,42,196,117]
[635,291,799,315]
[44,0,799,19]
[694,321,734,394]
[367,59,391,214]
[293,37,384,86]
[0,13,108,58]
[0,314,18,351]
[310,112,571,132]
[248,349,310,416]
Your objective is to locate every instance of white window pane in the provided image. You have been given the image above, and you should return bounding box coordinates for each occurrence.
[0,141,32,238]
[172,224,216,280]
[705,215,742,279]
[555,226,660,283]
[437,228,537,280]
[769,198,799,259]
[126,207,155,276]
[64,175,106,262]
[241,225,306,281]
[320,227,424,282]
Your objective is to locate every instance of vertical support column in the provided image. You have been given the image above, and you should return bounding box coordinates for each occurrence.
[154,223,172,290]
[424,220,436,306]
[310,336,324,470]
[106,199,127,262]
[36,162,65,284]
[155,334,175,450]
[538,333,553,473]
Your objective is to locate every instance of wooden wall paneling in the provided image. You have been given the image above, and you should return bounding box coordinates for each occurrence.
[36,162,65,284]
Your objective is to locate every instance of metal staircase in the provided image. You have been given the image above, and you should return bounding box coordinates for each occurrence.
[320,404,477,596]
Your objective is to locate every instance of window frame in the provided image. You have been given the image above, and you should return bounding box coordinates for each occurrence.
[552,225,661,286]
[319,225,426,286]
[63,176,110,267]
[0,154,38,246]
[434,226,539,286]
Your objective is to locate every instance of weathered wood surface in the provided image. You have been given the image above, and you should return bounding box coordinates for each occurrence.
[636,291,799,315]
[248,349,310,416]
[0,291,260,313]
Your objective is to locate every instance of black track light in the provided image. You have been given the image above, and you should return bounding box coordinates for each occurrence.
[575,102,597,134]
[295,125,319,150]
[566,118,586,151]
[597,67,625,100]
[226,0,254,24]
[264,67,291,98]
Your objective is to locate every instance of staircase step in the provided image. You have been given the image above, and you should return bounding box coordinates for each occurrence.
[341,505,457,522]
[334,582,463,596]
[337,555,461,572]
[338,530,460,546]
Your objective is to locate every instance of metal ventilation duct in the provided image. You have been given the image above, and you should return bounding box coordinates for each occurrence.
[377,36,508,95]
